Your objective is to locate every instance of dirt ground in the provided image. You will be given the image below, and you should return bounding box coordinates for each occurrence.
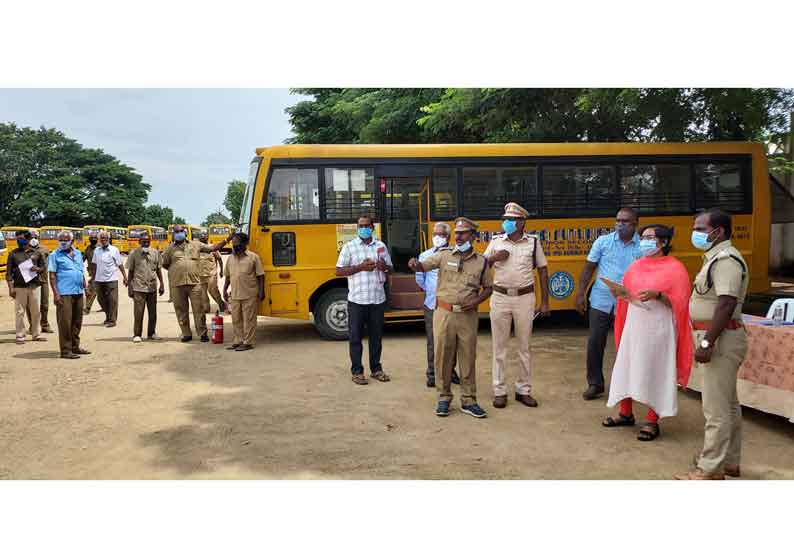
[1,270,793,480]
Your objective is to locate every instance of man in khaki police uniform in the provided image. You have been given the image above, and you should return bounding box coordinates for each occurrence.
[126,231,165,342]
[162,224,232,342]
[223,232,265,351]
[409,217,493,419]
[197,231,226,314]
[83,232,99,314]
[676,208,748,481]
[28,230,54,333]
[484,202,551,409]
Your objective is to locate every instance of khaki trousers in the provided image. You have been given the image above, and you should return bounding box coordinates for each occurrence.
[433,307,478,406]
[173,283,207,337]
[133,291,158,338]
[84,278,97,312]
[95,280,118,324]
[56,294,84,354]
[15,286,41,340]
[200,274,225,313]
[695,328,747,474]
[231,297,259,346]
[490,291,535,396]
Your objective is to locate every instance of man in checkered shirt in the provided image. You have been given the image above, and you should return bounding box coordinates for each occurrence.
[336,214,394,385]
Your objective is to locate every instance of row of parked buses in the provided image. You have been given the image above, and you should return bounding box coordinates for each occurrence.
[0,224,233,279]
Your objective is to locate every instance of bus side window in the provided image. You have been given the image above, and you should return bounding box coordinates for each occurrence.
[272,232,296,266]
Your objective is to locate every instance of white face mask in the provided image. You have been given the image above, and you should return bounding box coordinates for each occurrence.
[30,238,40,248]
[432,235,448,248]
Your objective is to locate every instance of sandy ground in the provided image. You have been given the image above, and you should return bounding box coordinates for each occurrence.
[1,271,793,480]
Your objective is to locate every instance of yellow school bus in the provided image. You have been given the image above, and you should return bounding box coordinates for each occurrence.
[167,224,203,243]
[84,225,129,253]
[0,226,40,280]
[239,143,770,340]
[127,224,168,252]
[39,226,84,252]
[209,224,233,252]
[0,231,6,280]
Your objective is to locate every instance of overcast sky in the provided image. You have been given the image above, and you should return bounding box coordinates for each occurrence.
[0,89,301,224]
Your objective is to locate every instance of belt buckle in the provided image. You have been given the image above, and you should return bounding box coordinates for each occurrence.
[507,288,518,296]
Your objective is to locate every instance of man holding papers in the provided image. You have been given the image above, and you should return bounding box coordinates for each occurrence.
[6,230,47,345]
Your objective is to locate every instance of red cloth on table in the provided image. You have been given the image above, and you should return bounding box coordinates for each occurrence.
[613,255,693,387]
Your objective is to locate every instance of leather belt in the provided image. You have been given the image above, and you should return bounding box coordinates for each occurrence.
[692,319,744,331]
[493,284,534,296]
[436,299,476,313]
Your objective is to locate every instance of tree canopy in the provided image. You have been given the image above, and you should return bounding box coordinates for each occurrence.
[287,88,794,149]
[141,204,180,229]
[223,180,247,224]
[201,211,231,227]
[0,123,152,227]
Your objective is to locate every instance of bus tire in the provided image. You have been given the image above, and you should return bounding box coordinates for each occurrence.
[314,288,349,341]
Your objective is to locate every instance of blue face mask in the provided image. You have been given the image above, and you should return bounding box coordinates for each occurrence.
[17,239,27,248]
[502,219,517,235]
[59,241,71,251]
[456,241,472,252]
[615,223,633,236]
[691,229,715,251]
[173,232,186,242]
[639,239,659,256]
[357,227,373,239]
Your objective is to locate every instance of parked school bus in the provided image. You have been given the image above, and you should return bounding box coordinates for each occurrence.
[39,226,84,252]
[0,231,6,281]
[127,225,168,251]
[209,224,233,252]
[0,226,40,280]
[235,142,770,340]
[84,225,129,253]
[167,224,203,243]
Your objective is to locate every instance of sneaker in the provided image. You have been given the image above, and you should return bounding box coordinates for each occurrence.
[435,401,451,417]
[133,336,142,343]
[181,336,193,343]
[460,403,487,418]
[148,335,162,341]
[41,327,54,334]
[15,338,25,345]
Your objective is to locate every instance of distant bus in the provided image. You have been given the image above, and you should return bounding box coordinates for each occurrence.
[240,142,771,340]
[208,224,233,252]
[190,225,207,240]
[167,224,204,243]
[84,225,129,253]
[127,224,168,252]
[39,226,83,252]
[0,231,6,281]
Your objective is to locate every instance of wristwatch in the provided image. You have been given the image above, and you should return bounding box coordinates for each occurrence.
[700,339,712,349]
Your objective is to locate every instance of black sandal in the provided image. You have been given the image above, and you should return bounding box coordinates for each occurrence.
[637,423,660,441]
[602,414,636,427]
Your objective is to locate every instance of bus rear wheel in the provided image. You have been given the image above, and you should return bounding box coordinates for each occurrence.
[314,288,349,341]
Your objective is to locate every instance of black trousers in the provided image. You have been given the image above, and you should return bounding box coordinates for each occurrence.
[348,301,385,375]
[586,307,614,389]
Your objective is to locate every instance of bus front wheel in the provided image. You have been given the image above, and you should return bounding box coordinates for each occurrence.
[314,288,349,341]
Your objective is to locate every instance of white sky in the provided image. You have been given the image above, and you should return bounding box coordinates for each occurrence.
[0,89,301,224]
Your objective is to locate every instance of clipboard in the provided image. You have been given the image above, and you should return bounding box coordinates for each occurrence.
[599,277,650,310]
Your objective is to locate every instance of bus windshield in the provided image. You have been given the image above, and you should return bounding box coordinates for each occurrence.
[209,226,230,235]
[239,159,259,235]
[128,228,148,239]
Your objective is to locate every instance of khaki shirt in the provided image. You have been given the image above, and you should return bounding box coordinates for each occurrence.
[33,246,49,280]
[483,233,548,288]
[690,240,748,321]
[84,244,97,271]
[226,250,264,300]
[198,245,217,278]
[420,247,493,305]
[126,247,162,293]
[162,240,202,287]
[7,247,46,288]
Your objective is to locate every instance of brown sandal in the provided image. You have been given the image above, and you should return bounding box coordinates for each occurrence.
[637,423,660,441]
[370,371,391,382]
[352,374,368,385]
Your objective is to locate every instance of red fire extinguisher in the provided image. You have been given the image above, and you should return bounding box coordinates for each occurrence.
[211,310,224,344]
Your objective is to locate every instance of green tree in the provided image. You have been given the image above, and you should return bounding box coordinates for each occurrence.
[141,204,177,228]
[223,179,247,223]
[201,211,231,227]
[0,123,151,227]
[173,215,186,225]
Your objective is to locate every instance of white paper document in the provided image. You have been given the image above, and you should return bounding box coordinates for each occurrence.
[599,277,650,310]
[19,258,38,283]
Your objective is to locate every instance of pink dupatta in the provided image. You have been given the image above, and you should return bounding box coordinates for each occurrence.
[613,255,693,387]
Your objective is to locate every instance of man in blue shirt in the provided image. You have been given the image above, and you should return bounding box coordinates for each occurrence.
[576,208,641,400]
[416,222,459,388]
[49,230,90,359]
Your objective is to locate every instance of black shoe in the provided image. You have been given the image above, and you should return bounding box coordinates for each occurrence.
[582,385,605,401]
[451,371,460,385]
[61,353,80,359]
[426,376,435,388]
[226,343,241,350]
[200,334,209,343]
[181,335,193,342]
[234,344,253,351]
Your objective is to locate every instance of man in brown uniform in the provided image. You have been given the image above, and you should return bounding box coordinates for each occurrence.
[162,224,232,342]
[484,202,550,409]
[409,217,493,419]
[676,209,748,480]
[28,231,54,333]
[197,231,226,314]
[7,230,47,344]
[126,231,165,342]
[83,232,99,314]
[223,232,265,351]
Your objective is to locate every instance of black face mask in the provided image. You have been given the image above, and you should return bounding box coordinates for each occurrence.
[89,239,97,246]
[232,243,246,253]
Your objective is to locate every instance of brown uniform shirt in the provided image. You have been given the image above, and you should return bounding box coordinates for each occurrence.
[162,240,202,287]
[126,247,162,293]
[690,240,748,321]
[420,247,493,306]
[7,247,46,288]
[483,233,548,288]
[198,245,217,278]
[33,246,50,281]
[84,243,97,272]
[226,250,264,300]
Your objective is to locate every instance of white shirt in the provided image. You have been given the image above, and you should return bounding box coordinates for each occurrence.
[336,237,392,305]
[92,244,122,282]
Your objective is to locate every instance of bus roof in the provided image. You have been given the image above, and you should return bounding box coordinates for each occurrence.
[209,223,232,227]
[128,224,164,230]
[255,142,767,159]
[1,226,39,231]
[40,226,81,230]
